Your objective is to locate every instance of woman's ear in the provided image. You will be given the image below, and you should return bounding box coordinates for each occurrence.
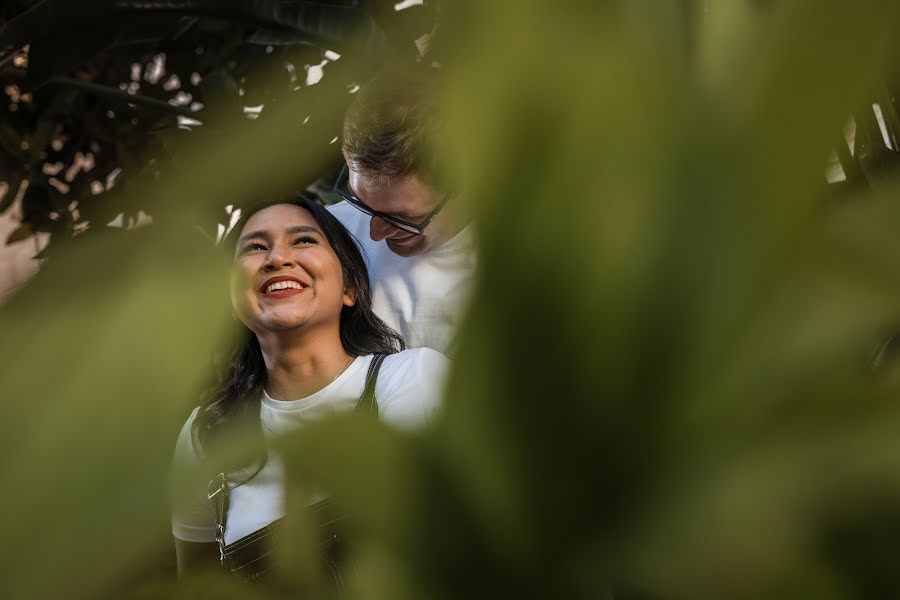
[342,285,357,308]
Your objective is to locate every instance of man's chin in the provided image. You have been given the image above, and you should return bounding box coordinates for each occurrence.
[386,236,428,257]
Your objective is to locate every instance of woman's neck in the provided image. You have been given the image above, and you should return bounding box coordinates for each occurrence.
[256,328,354,401]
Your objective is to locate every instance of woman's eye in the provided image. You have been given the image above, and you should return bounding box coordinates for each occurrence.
[238,242,267,255]
[292,235,319,245]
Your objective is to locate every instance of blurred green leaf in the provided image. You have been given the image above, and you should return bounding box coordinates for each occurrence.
[49,77,198,117]
[0,123,25,161]
[21,26,117,90]
[27,118,55,165]
[0,171,23,213]
[20,177,54,228]
[6,2,900,599]
[5,222,31,244]
[0,0,379,68]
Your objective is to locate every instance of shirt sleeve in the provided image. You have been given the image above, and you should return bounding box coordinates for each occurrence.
[170,407,218,543]
[376,348,449,430]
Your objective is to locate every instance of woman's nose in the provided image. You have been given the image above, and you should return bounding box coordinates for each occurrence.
[264,243,295,269]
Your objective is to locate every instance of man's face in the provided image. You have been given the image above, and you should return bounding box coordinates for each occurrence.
[347,167,455,257]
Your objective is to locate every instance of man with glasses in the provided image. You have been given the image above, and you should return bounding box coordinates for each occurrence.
[329,67,474,355]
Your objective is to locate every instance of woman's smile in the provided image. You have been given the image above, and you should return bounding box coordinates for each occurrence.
[259,275,310,299]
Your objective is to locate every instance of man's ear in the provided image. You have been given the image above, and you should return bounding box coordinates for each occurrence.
[342,285,357,308]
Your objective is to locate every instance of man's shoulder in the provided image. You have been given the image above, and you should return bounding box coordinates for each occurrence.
[381,347,448,377]
[375,348,449,428]
[327,200,367,234]
[377,348,449,400]
[327,200,384,260]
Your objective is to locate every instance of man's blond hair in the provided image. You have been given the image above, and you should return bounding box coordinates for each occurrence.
[342,65,444,190]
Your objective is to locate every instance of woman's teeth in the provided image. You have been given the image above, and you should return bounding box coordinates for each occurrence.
[265,281,304,293]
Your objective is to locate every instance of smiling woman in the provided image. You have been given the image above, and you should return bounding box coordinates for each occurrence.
[231,205,354,341]
[170,196,449,586]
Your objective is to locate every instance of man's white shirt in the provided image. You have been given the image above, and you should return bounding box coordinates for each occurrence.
[328,201,476,356]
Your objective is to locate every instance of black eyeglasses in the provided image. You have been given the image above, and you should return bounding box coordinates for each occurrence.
[332,164,451,236]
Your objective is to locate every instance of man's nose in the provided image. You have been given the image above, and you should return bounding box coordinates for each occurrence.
[369,216,396,242]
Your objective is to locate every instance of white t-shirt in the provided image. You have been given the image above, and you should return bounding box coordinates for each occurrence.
[171,348,447,545]
[328,201,476,356]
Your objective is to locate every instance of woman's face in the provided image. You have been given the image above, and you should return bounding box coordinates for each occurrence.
[230,204,354,335]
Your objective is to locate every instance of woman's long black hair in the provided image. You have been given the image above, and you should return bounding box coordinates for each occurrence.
[192,195,404,455]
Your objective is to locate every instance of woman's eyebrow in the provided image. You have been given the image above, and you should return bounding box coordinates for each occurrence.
[238,225,322,244]
[285,225,322,236]
[238,229,268,244]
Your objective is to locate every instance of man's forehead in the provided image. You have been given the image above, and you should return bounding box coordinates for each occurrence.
[348,168,434,210]
[347,167,393,195]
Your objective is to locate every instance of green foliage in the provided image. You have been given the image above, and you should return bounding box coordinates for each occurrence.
[4,1,900,599]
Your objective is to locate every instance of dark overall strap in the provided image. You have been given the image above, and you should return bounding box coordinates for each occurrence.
[355,353,386,417]
[207,472,229,565]
[208,353,388,570]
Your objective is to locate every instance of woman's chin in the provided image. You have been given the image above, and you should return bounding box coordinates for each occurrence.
[251,312,313,333]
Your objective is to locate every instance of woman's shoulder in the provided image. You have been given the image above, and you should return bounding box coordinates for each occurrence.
[179,405,203,436]
[174,406,204,461]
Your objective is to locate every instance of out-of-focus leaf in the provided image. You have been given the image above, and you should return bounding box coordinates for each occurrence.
[20,177,53,222]
[21,26,118,90]
[0,0,379,68]
[0,1,49,69]
[0,122,25,161]
[48,77,198,117]
[7,1,900,599]
[0,171,23,213]
[372,3,433,55]
[27,118,56,166]
[5,222,32,244]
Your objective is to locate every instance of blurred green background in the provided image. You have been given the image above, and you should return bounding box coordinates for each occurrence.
[4,1,900,598]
